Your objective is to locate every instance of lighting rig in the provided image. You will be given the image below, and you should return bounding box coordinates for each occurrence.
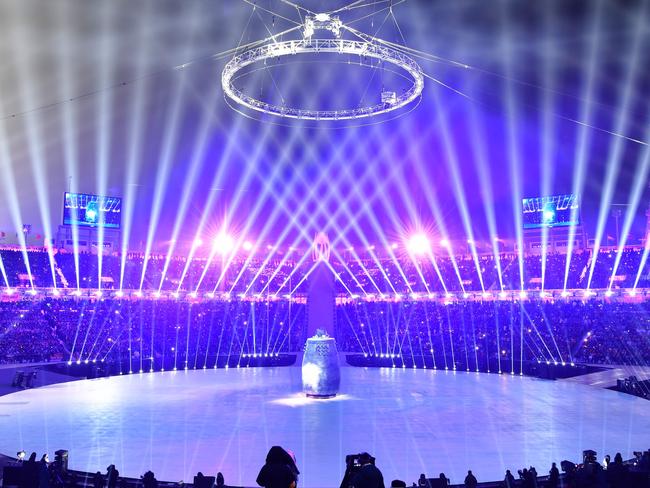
[221,11,424,121]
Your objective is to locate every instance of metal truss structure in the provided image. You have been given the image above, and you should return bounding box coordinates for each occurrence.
[221,35,424,121]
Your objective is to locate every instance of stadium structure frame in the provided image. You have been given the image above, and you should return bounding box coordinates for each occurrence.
[221,38,424,121]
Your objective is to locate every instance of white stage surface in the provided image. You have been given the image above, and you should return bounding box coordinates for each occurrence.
[1,367,649,487]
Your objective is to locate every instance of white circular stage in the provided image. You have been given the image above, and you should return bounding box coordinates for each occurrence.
[1,368,649,487]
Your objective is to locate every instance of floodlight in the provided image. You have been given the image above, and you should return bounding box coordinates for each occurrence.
[213,232,235,255]
[242,240,253,251]
[407,233,430,255]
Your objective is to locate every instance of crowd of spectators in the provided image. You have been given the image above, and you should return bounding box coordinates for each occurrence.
[1,295,648,368]
[1,246,649,295]
[9,446,650,488]
[1,246,649,368]
[0,298,305,366]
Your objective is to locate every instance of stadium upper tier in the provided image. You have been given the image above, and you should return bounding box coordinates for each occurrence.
[0,246,649,298]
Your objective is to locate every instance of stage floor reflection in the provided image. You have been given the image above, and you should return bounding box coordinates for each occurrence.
[1,367,649,487]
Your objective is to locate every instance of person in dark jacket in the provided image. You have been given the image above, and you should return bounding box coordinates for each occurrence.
[350,453,384,488]
[503,470,515,488]
[141,471,158,488]
[22,453,39,488]
[463,470,477,488]
[216,473,225,487]
[106,465,119,488]
[94,471,105,488]
[548,463,560,488]
[37,455,49,488]
[256,446,298,488]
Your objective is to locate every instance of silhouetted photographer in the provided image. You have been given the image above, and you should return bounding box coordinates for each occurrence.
[340,453,384,488]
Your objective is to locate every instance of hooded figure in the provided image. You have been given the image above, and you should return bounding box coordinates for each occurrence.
[256,446,299,488]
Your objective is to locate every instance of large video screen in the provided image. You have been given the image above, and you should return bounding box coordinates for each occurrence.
[522,194,579,229]
[63,192,122,229]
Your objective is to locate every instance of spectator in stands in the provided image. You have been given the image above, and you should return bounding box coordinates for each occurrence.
[463,470,477,488]
[503,469,515,488]
[216,472,225,487]
[37,455,49,488]
[350,452,384,488]
[436,474,449,487]
[416,474,428,488]
[21,453,38,488]
[548,462,559,488]
[528,466,538,488]
[106,465,119,488]
[606,453,627,488]
[141,471,158,488]
[256,446,298,488]
[94,471,105,488]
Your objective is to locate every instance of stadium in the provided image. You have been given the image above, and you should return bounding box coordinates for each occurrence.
[0,1,649,488]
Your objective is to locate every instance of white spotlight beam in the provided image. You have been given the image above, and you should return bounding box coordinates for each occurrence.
[499,0,526,292]
[467,107,505,291]
[563,0,605,291]
[0,91,35,288]
[0,253,9,288]
[94,2,117,291]
[608,146,650,289]
[12,17,59,289]
[119,1,154,291]
[539,4,558,292]
[156,75,226,292]
[138,5,203,291]
[586,2,647,289]
[57,0,83,291]
[177,18,298,292]
[430,87,486,292]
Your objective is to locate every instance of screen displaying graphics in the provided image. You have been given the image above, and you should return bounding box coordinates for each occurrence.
[63,192,122,229]
[522,194,579,229]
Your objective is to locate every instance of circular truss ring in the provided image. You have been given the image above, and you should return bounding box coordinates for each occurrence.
[221,38,424,121]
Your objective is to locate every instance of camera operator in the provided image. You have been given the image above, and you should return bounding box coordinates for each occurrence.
[345,453,384,488]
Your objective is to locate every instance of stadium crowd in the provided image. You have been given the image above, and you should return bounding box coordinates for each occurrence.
[1,296,648,368]
[1,246,650,294]
[8,446,650,488]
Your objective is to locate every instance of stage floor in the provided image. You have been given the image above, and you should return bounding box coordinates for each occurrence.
[1,367,649,487]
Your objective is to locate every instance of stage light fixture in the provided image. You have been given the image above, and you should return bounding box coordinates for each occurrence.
[242,240,253,251]
[213,232,235,255]
[406,233,430,255]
